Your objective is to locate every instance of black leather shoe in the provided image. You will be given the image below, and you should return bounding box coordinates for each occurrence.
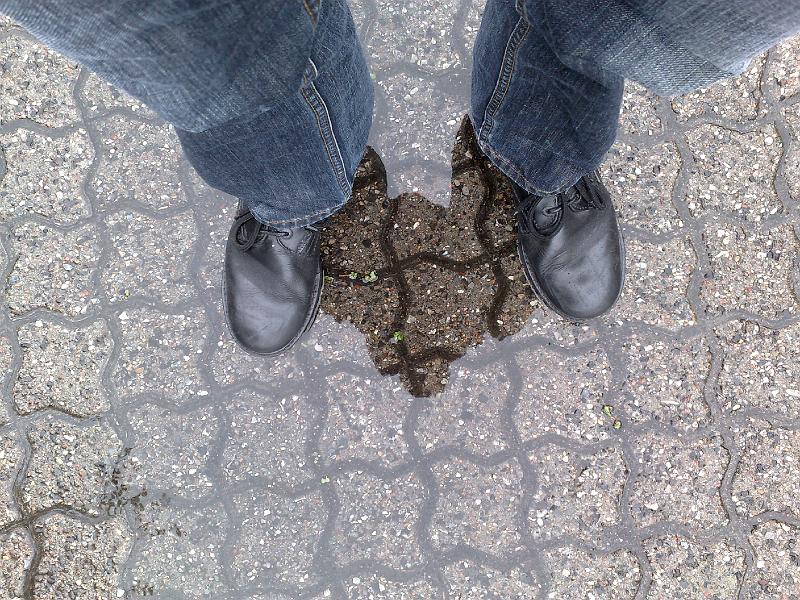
[223,208,323,355]
[513,171,625,321]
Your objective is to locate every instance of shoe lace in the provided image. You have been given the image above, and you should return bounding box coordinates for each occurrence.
[515,172,605,234]
[233,211,290,252]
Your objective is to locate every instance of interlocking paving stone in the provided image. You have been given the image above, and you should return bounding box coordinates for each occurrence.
[332,471,424,570]
[700,223,799,319]
[111,307,210,405]
[128,501,228,598]
[232,490,325,587]
[2,10,800,599]
[222,389,311,487]
[617,332,712,430]
[515,348,611,444]
[783,102,800,202]
[417,361,509,456]
[13,319,111,417]
[643,535,746,599]
[732,421,800,519]
[601,140,683,235]
[318,372,411,467]
[717,320,800,418]
[630,433,728,530]
[21,417,120,516]
[543,547,641,599]
[0,528,33,599]
[528,445,626,542]
[746,520,800,599]
[430,458,523,556]
[343,575,437,599]
[125,403,220,497]
[0,335,13,427]
[443,561,541,598]
[767,36,800,101]
[607,236,697,330]
[0,128,93,225]
[619,81,664,137]
[32,513,131,600]
[671,55,767,123]
[5,222,100,317]
[91,115,187,212]
[685,124,783,222]
[0,33,80,127]
[80,72,153,119]
[0,432,23,528]
[102,209,198,305]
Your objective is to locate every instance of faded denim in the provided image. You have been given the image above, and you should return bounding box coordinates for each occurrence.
[2,0,800,220]
[0,0,374,227]
[471,0,800,194]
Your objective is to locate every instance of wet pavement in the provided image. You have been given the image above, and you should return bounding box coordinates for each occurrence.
[2,6,800,600]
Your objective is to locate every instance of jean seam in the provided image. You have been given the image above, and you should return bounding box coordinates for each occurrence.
[252,195,348,227]
[300,63,352,198]
[477,136,587,195]
[478,17,530,144]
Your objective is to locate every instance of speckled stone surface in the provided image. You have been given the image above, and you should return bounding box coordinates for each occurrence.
[0,12,799,600]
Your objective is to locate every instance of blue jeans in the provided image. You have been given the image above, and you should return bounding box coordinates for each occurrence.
[3,0,799,224]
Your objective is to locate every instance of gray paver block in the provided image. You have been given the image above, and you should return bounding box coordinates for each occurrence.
[630,433,728,531]
[0,128,93,225]
[619,81,663,137]
[33,513,131,600]
[126,402,220,496]
[643,535,746,600]
[717,321,800,419]
[344,575,437,599]
[528,445,626,543]
[21,417,120,516]
[232,490,324,588]
[318,372,411,467]
[417,361,510,456]
[0,432,23,528]
[102,209,198,305]
[222,389,311,487]
[0,33,80,127]
[13,319,111,417]
[129,501,228,598]
[618,332,712,431]
[443,561,540,599]
[746,520,800,599]
[767,36,800,100]
[111,307,210,405]
[515,347,611,444]
[332,471,424,570]
[602,140,683,235]
[91,115,187,212]
[701,223,799,319]
[606,236,697,330]
[0,527,33,599]
[732,421,800,519]
[5,222,100,317]
[430,458,523,556]
[80,72,154,119]
[672,55,767,123]
[543,547,641,600]
[782,102,800,202]
[686,124,783,222]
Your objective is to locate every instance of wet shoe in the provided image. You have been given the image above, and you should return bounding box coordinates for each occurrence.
[513,171,625,321]
[223,208,323,355]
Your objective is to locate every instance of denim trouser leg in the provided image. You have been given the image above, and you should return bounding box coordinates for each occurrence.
[0,0,373,227]
[472,0,800,195]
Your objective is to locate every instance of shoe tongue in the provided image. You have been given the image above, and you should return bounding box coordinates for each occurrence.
[531,195,561,235]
